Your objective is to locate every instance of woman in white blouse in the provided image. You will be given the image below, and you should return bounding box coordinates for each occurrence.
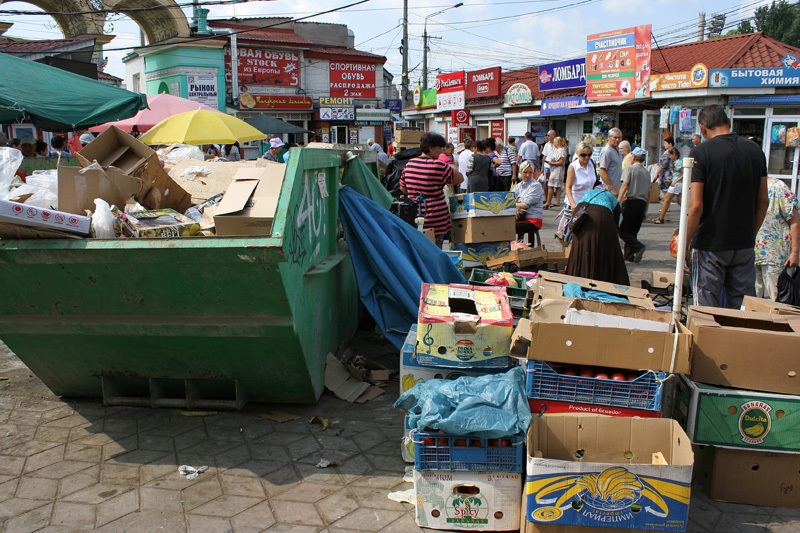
[565,141,597,208]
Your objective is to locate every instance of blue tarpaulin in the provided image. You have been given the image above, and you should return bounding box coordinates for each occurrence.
[338,186,466,349]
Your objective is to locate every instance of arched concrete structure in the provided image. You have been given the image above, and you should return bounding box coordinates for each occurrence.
[7,0,189,43]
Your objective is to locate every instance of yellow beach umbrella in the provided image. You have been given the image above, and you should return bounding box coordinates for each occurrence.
[139,109,266,145]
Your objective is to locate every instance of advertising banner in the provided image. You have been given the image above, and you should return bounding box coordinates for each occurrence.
[225,46,299,87]
[504,83,532,106]
[355,108,391,121]
[491,120,504,140]
[651,64,709,91]
[540,96,588,116]
[437,91,465,112]
[319,108,355,121]
[385,99,402,111]
[539,58,586,92]
[239,94,312,110]
[435,71,466,93]
[186,75,219,110]
[452,109,470,126]
[329,62,376,98]
[709,67,800,88]
[320,97,354,107]
[586,25,651,100]
[466,67,501,98]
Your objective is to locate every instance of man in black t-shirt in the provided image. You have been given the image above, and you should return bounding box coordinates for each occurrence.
[686,105,769,308]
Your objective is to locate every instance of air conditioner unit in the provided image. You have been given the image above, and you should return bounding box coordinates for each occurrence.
[362,104,376,109]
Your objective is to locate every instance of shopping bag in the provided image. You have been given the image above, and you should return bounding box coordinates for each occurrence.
[777,266,800,306]
[670,229,679,258]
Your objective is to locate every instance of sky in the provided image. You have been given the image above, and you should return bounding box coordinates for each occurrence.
[0,0,779,86]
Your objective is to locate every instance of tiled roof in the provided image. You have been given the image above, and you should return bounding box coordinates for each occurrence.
[650,31,800,73]
[304,46,385,62]
[208,21,313,46]
[98,70,122,82]
[0,37,91,54]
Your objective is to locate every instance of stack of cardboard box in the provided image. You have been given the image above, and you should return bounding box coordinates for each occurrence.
[676,297,800,509]
[449,192,516,268]
[509,272,697,532]
[403,283,525,530]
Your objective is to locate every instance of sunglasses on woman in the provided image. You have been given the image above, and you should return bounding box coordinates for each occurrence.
[579,153,591,158]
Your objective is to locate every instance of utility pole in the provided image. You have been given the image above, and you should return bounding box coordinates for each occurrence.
[401,0,409,107]
[698,12,706,42]
[421,3,462,91]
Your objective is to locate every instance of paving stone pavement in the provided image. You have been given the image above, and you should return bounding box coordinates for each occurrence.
[1,203,799,532]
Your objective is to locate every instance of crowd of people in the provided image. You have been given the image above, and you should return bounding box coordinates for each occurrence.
[394,105,798,308]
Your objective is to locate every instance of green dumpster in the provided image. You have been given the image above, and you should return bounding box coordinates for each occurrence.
[0,147,377,408]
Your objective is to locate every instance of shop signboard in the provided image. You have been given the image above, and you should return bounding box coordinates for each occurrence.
[329,61,376,98]
[709,67,800,88]
[466,67,501,98]
[504,83,532,106]
[586,24,651,100]
[538,58,586,92]
[355,108,391,121]
[437,91,465,112]
[319,108,355,121]
[385,99,402,111]
[435,71,466,93]
[239,94,312,110]
[447,126,459,145]
[491,120,504,140]
[651,63,709,91]
[452,109,470,126]
[186,75,219,109]
[414,87,438,108]
[225,46,299,87]
[320,97,355,107]
[540,96,588,116]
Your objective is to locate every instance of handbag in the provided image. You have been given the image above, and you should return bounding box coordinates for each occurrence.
[777,266,800,306]
[569,203,589,234]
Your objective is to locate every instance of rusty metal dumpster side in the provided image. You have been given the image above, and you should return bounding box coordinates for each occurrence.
[0,147,362,407]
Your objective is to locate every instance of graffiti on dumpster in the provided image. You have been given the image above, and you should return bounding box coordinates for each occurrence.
[285,208,308,266]
[296,171,327,263]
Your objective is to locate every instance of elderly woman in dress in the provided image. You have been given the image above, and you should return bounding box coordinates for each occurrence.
[544,137,567,208]
[513,161,544,244]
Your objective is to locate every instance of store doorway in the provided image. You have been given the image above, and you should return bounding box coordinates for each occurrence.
[331,126,348,145]
[619,112,642,147]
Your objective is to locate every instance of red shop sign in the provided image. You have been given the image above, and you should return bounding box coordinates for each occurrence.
[329,62,376,98]
[239,94,313,110]
[490,120,504,140]
[225,46,300,87]
[435,71,465,93]
[466,67,501,99]
[452,109,470,126]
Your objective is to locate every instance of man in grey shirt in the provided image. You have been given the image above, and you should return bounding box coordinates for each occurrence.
[599,127,623,195]
[617,147,650,262]
[517,132,540,170]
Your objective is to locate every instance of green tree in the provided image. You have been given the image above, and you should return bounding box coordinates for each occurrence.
[753,0,800,48]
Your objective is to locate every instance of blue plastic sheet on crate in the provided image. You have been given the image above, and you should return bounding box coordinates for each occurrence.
[395,366,531,438]
[526,360,666,412]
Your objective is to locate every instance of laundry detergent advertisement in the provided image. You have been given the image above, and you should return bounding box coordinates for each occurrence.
[526,463,692,531]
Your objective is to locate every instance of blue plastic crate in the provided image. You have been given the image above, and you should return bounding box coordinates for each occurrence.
[526,360,666,412]
[411,431,524,473]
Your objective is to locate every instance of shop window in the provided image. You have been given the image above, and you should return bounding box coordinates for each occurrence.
[582,120,592,134]
[767,121,799,176]
[733,107,765,116]
[733,118,765,143]
[773,107,800,116]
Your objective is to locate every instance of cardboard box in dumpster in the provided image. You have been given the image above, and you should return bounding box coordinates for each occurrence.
[740,295,800,315]
[395,129,424,146]
[75,125,191,213]
[452,241,511,268]
[400,325,510,394]
[123,209,196,237]
[416,283,513,368]
[531,271,654,309]
[414,469,522,531]
[687,306,800,395]
[0,199,90,235]
[58,164,143,215]
[510,299,692,374]
[451,216,516,244]
[214,166,284,236]
[674,373,800,453]
[450,192,516,219]
[695,446,800,509]
[523,416,693,532]
[486,246,548,269]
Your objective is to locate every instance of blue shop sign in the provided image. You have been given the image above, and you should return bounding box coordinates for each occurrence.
[540,96,588,116]
[539,58,587,91]
[709,67,800,88]
[385,99,402,111]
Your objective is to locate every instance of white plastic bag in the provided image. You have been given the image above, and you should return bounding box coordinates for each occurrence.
[91,198,116,239]
[3,169,59,209]
[0,147,23,193]
[162,144,204,164]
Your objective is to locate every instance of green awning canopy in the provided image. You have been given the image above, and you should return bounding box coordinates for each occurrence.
[0,52,148,131]
[243,114,313,135]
